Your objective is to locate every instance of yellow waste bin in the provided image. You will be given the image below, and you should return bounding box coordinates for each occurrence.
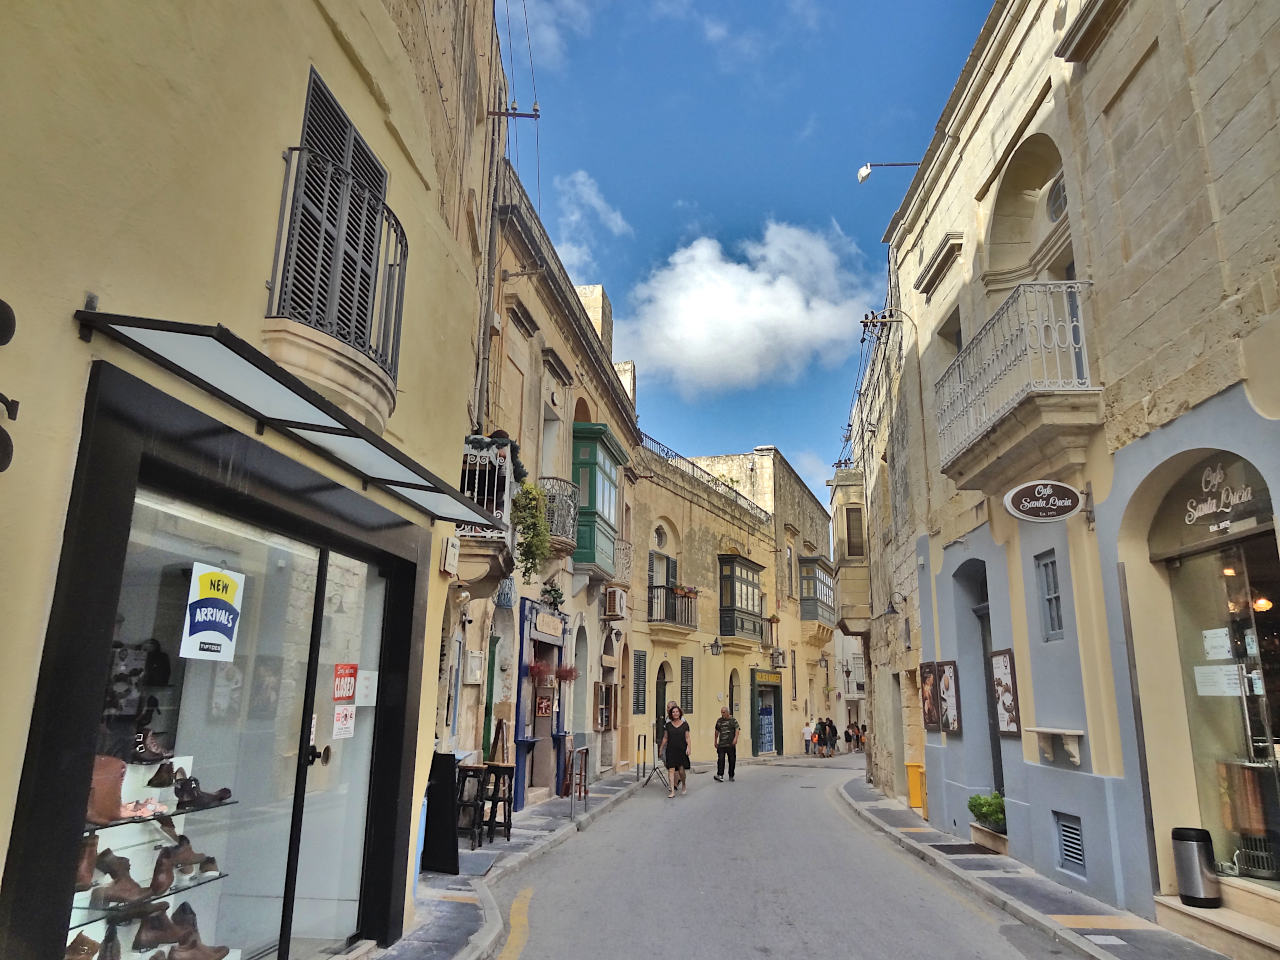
[906,762,926,811]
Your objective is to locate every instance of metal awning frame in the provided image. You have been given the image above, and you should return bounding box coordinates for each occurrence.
[76,310,502,530]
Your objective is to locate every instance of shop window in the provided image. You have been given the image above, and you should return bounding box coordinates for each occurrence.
[719,555,763,640]
[633,649,647,714]
[1035,550,1064,641]
[680,656,694,715]
[845,506,865,560]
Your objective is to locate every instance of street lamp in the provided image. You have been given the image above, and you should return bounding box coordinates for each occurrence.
[882,591,908,617]
[856,161,921,184]
[706,638,723,656]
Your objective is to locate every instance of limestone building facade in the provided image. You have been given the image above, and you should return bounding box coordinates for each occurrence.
[853,0,1280,953]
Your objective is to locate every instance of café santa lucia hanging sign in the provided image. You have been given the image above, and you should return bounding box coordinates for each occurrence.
[1003,480,1084,522]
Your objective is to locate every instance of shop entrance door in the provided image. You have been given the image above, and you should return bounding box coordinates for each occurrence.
[757,689,775,753]
[286,552,385,959]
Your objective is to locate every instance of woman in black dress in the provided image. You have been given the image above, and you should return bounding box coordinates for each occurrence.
[658,702,691,798]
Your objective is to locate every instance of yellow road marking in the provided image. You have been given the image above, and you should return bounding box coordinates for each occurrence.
[435,893,479,903]
[901,827,934,833]
[1048,914,1154,930]
[498,887,534,960]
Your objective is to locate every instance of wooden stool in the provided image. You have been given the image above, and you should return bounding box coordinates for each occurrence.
[456,764,487,851]
[485,762,516,842]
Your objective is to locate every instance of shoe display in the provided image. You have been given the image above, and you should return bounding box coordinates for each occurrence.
[132,729,172,763]
[98,922,122,960]
[198,856,219,876]
[86,756,126,826]
[89,849,148,907]
[121,797,169,818]
[172,902,199,941]
[168,932,229,960]
[173,775,231,812]
[132,904,184,951]
[147,761,175,788]
[63,931,100,959]
[76,834,99,892]
[155,813,181,844]
[150,846,175,896]
[169,835,207,875]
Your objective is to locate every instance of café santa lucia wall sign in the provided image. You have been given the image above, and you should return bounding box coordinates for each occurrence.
[1003,480,1084,522]
[1149,452,1272,557]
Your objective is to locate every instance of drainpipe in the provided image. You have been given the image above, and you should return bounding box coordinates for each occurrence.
[472,27,505,434]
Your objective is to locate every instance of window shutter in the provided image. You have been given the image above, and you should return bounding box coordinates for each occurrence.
[668,557,678,587]
[610,684,620,730]
[680,656,694,715]
[846,507,865,559]
[648,550,656,586]
[592,682,603,732]
[633,650,647,714]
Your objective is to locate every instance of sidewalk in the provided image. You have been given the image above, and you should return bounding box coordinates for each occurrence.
[373,770,644,960]
[836,773,1228,960]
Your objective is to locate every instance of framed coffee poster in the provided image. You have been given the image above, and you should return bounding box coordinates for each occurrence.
[919,661,940,731]
[937,659,961,735]
[990,648,1021,736]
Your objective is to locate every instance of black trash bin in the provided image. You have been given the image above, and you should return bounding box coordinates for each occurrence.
[1171,827,1221,907]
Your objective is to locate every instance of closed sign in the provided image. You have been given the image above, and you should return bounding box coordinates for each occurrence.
[334,663,358,701]
[1003,480,1083,522]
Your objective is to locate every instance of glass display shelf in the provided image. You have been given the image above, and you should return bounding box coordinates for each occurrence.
[68,871,229,931]
[84,799,237,836]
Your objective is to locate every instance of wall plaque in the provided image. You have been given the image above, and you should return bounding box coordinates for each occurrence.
[1003,480,1083,522]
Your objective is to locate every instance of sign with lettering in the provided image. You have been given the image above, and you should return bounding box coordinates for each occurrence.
[1149,453,1271,557]
[1184,462,1255,527]
[179,562,246,661]
[753,670,783,686]
[1002,480,1083,522]
[332,704,356,740]
[333,663,358,702]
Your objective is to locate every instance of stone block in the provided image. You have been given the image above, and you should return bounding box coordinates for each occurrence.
[1205,78,1278,182]
[1215,125,1280,217]
[1144,339,1244,427]
[1188,0,1231,73]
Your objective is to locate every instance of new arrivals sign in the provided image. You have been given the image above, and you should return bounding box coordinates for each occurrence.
[179,562,246,662]
[1003,480,1083,522]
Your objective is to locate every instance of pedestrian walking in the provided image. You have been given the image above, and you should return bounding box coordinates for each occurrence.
[826,718,838,757]
[713,705,740,781]
[844,723,854,753]
[802,718,813,755]
[817,718,829,758]
[658,702,691,798]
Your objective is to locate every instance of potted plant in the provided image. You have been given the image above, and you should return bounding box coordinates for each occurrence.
[527,661,554,686]
[539,579,564,611]
[673,584,699,599]
[512,481,551,583]
[968,791,1008,854]
[554,665,579,683]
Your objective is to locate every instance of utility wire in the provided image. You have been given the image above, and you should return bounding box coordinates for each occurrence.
[503,0,519,171]
[519,0,542,211]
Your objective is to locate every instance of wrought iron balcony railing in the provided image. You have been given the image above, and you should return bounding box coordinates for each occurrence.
[540,476,579,545]
[613,539,633,587]
[935,281,1096,468]
[457,437,513,541]
[640,432,772,524]
[268,147,407,381]
[647,585,698,629]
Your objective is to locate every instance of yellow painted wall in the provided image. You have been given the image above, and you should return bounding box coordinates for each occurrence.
[0,0,503,924]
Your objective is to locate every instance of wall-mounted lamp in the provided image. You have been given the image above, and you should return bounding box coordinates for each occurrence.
[856,161,921,184]
[705,638,723,656]
[883,591,908,617]
[818,655,829,669]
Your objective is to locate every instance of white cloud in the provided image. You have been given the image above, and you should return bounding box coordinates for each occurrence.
[653,3,762,68]
[522,0,596,71]
[552,170,631,282]
[617,221,877,397]
[790,450,834,503]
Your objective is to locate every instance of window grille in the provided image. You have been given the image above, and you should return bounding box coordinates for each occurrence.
[845,507,865,559]
[680,656,694,715]
[1055,811,1085,874]
[1035,550,1064,641]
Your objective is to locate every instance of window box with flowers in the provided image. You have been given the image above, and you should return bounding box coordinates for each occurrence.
[672,585,700,598]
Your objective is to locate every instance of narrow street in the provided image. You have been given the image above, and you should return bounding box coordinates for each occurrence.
[490,753,1067,960]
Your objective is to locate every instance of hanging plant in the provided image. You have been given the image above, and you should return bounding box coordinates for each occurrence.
[539,579,564,610]
[555,665,579,682]
[528,661,554,684]
[512,480,551,582]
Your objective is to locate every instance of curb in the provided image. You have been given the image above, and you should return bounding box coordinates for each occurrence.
[453,878,504,960]
[833,782,1117,960]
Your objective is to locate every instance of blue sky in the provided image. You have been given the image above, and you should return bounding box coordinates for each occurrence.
[502,0,991,500]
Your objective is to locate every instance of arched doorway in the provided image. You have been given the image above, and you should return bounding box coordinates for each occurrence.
[573,397,592,423]
[952,558,1002,795]
[1122,449,1279,896]
[600,630,617,770]
[620,641,631,769]
[728,668,741,718]
[655,660,672,744]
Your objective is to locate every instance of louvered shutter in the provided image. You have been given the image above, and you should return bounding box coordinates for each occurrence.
[633,650,647,714]
[668,557,678,586]
[592,682,603,732]
[680,656,694,715]
[648,551,656,586]
[610,684,620,729]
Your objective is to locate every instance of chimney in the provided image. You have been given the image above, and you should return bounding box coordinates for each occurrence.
[575,284,612,357]
[614,360,636,403]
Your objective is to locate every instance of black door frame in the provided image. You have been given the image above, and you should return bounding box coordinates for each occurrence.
[0,363,429,960]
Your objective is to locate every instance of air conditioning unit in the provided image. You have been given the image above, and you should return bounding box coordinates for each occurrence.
[602,587,627,621]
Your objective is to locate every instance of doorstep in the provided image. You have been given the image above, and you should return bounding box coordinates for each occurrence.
[1155,896,1280,959]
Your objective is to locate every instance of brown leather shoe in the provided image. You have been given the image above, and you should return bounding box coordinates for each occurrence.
[89,850,147,907]
[98,923,121,960]
[155,814,180,844]
[132,729,172,763]
[86,756,126,826]
[150,847,175,896]
[168,932,229,960]
[75,834,98,892]
[132,904,183,950]
[63,931,99,959]
[198,856,219,876]
[173,776,231,812]
[147,761,175,788]
[169,835,207,874]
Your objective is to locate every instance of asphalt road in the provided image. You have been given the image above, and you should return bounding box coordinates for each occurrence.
[489,752,1070,960]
